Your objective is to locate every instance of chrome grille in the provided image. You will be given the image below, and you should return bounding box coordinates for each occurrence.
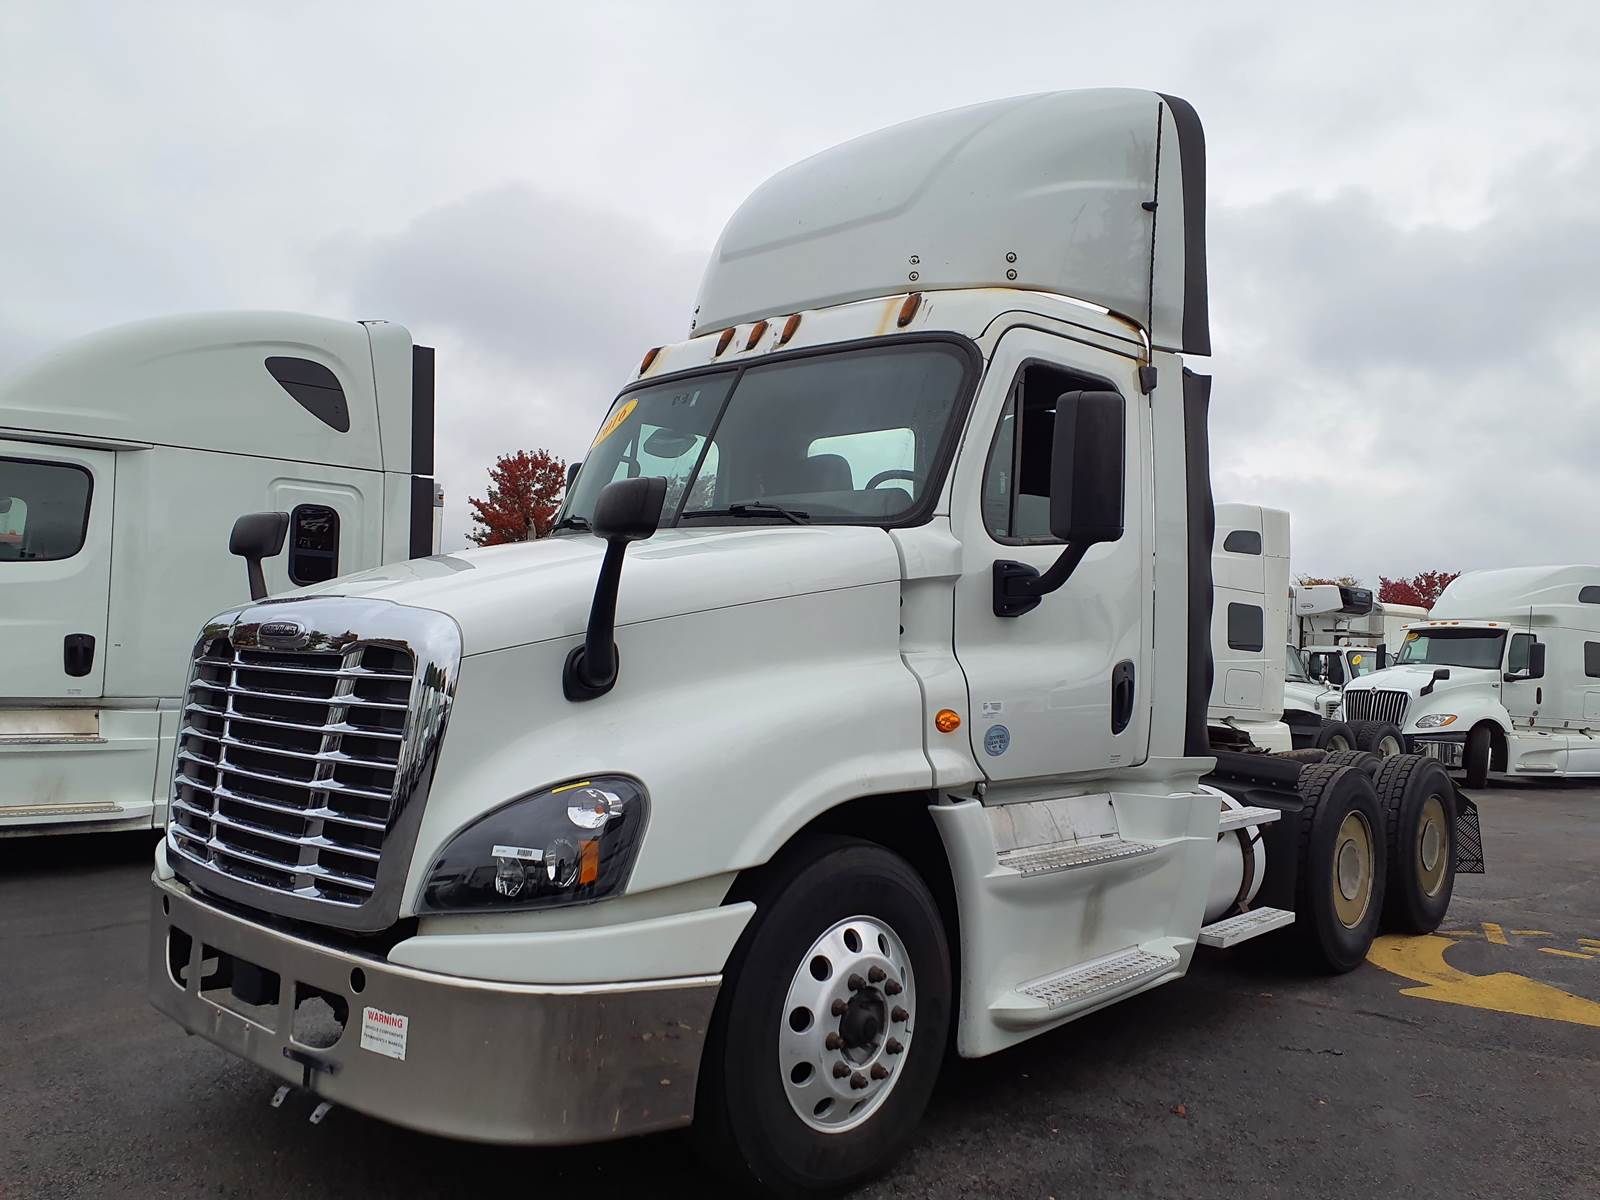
[1342,688,1409,727]
[165,598,459,931]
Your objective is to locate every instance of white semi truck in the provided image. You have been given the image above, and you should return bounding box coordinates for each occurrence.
[0,313,437,834]
[146,91,1480,1196]
[1342,565,1600,785]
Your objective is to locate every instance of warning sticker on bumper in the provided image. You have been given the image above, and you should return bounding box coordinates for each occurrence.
[360,1007,409,1060]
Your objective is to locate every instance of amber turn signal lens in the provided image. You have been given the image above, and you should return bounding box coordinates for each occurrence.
[778,313,802,345]
[715,328,735,355]
[746,320,768,350]
[935,709,961,734]
[638,346,661,375]
[897,292,923,327]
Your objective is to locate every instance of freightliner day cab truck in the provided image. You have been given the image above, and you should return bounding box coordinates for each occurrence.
[1342,566,1600,785]
[0,314,437,834]
[147,91,1482,1196]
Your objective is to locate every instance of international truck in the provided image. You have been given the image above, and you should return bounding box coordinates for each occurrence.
[146,90,1480,1197]
[1291,583,1427,690]
[0,313,437,835]
[1342,565,1600,785]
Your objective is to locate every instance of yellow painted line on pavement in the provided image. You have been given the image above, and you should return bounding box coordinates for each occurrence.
[1510,930,1553,938]
[1367,934,1600,1029]
[1482,922,1509,945]
[1539,948,1597,961]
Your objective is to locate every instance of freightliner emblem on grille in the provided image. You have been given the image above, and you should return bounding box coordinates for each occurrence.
[256,619,310,649]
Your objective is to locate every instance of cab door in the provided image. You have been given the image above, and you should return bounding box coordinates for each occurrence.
[0,443,115,699]
[950,329,1150,783]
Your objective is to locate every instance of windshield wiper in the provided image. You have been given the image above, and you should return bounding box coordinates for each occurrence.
[549,514,591,534]
[684,502,811,526]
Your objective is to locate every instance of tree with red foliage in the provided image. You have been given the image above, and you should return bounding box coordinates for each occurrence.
[467,449,568,545]
[1379,570,1460,610]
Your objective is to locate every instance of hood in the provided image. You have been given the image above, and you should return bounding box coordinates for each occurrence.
[294,525,903,656]
[1345,663,1497,698]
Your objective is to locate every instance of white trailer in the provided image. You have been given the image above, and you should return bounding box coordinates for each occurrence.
[1343,565,1600,785]
[0,313,437,834]
[145,92,1479,1196]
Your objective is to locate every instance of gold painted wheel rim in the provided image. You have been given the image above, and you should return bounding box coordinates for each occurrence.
[1332,810,1375,928]
[1417,794,1449,897]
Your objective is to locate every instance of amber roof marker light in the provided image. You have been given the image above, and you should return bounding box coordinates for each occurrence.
[897,292,923,327]
[778,313,802,345]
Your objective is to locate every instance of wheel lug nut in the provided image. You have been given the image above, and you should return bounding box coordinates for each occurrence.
[850,1072,868,1090]
[886,1038,903,1055]
[868,966,886,983]
[824,1033,844,1050]
[871,1064,890,1080]
[884,980,902,996]
[848,973,866,992]
[831,999,847,1016]
[892,1006,909,1023]
[833,1061,851,1079]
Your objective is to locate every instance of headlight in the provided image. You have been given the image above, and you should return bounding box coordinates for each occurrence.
[419,776,648,913]
[1415,713,1458,728]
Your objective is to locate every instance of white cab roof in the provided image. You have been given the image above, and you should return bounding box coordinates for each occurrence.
[692,89,1208,355]
[1432,566,1600,628]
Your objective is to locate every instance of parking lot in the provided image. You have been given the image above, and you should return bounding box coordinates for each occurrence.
[3,783,1597,1200]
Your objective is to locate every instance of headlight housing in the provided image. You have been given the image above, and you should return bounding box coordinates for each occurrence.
[1415,713,1458,728]
[419,776,648,913]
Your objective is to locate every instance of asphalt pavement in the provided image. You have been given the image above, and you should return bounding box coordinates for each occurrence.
[2,783,1597,1199]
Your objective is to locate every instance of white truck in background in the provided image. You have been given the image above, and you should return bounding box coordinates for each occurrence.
[0,313,438,835]
[1343,566,1600,786]
[1291,583,1427,689]
[145,91,1480,1197]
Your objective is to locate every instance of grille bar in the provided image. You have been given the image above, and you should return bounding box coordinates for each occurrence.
[176,749,395,801]
[175,777,388,832]
[190,677,411,711]
[184,702,406,741]
[178,726,401,772]
[197,654,412,681]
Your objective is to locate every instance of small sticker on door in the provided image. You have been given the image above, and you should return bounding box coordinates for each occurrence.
[981,700,1004,718]
[983,724,1010,756]
[360,1006,409,1061]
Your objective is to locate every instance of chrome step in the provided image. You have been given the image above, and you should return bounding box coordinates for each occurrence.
[1197,906,1295,948]
[1218,805,1281,834]
[994,945,1179,1028]
[1,801,123,819]
[998,836,1155,877]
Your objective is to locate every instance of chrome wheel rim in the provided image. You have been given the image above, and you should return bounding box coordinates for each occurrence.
[1332,810,1375,928]
[1418,793,1450,897]
[779,915,915,1133]
[1378,734,1403,757]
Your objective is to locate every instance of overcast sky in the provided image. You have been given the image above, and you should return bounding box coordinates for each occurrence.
[3,1,1596,582]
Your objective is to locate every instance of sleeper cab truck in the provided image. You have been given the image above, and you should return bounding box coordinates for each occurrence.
[1342,565,1600,786]
[147,91,1479,1198]
[0,312,437,835]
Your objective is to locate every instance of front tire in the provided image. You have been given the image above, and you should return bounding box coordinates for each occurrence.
[1464,724,1493,789]
[693,837,952,1197]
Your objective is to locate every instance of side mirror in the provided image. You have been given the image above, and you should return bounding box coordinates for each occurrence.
[563,476,667,701]
[993,390,1125,617]
[1376,642,1389,670]
[229,512,289,601]
[567,460,582,489]
[1421,667,1451,696]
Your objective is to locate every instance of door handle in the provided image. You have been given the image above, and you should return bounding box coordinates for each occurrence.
[1111,659,1135,734]
[63,633,96,678]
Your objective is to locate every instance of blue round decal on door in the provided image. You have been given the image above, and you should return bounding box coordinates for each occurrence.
[983,724,1010,756]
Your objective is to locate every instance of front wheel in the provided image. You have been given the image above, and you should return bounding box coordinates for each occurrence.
[693,837,952,1197]
[1464,724,1493,789]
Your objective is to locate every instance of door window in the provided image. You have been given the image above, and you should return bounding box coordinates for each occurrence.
[1307,650,1346,685]
[983,364,1117,543]
[1586,642,1600,679]
[1508,633,1533,674]
[1227,603,1265,652]
[0,457,93,562]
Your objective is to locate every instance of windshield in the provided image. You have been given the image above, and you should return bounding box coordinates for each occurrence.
[1286,645,1311,682]
[1345,649,1377,678]
[557,342,970,530]
[1395,628,1506,670]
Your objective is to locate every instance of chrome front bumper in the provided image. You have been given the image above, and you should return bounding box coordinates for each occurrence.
[148,876,719,1145]
[1413,734,1466,768]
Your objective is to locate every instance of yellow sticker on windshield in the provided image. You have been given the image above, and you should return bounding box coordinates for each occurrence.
[590,398,637,449]
[1351,653,1364,665]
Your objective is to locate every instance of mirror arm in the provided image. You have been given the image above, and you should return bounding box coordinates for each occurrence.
[564,540,629,701]
[992,542,1091,618]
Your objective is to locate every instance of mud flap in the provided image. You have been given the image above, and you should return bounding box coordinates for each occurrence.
[1453,787,1485,874]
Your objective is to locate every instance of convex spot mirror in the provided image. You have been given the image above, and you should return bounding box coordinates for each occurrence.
[641,428,698,459]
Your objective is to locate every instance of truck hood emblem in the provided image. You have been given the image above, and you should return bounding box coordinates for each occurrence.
[257,619,310,649]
